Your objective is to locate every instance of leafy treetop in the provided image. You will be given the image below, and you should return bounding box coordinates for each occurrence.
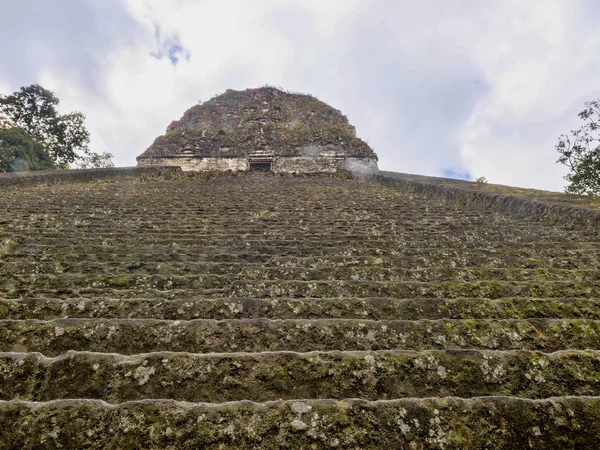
[0,84,90,166]
[556,98,600,196]
[0,127,55,172]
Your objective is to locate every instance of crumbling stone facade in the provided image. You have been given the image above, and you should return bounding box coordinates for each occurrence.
[137,87,379,173]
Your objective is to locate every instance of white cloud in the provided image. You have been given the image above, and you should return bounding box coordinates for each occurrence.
[454,0,600,188]
[1,0,599,190]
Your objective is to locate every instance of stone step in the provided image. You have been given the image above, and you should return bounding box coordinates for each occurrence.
[237,267,600,282]
[1,350,599,403]
[0,318,597,355]
[9,223,595,238]
[14,244,599,262]
[2,297,599,321]
[1,288,229,300]
[15,236,599,251]
[1,208,521,219]
[230,280,598,299]
[0,198,584,213]
[9,225,590,244]
[1,260,249,276]
[275,255,600,270]
[5,254,598,270]
[4,251,275,264]
[12,226,593,241]
[4,266,599,283]
[1,397,599,448]
[3,273,229,291]
[3,280,597,301]
[9,242,599,262]
[0,206,509,217]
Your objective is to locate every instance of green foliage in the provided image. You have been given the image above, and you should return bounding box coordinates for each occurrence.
[76,151,115,169]
[556,99,600,195]
[0,127,56,172]
[475,176,488,184]
[0,84,90,166]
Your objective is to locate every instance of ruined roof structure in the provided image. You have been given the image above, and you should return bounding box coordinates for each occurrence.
[1,166,600,449]
[137,87,378,173]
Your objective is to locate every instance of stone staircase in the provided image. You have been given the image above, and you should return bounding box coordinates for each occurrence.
[0,171,599,448]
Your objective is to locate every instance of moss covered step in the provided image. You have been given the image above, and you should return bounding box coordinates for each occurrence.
[5,228,593,245]
[0,261,251,276]
[3,254,600,272]
[4,269,599,293]
[4,281,598,303]
[3,251,275,265]
[2,274,230,291]
[2,350,600,403]
[230,280,599,299]
[237,267,600,282]
[3,172,600,447]
[268,255,600,270]
[12,243,600,263]
[14,235,599,251]
[3,244,600,265]
[14,238,599,255]
[2,207,586,220]
[1,318,599,355]
[1,287,229,301]
[10,228,593,248]
[15,227,593,243]
[1,397,600,449]
[2,297,600,321]
[3,212,529,226]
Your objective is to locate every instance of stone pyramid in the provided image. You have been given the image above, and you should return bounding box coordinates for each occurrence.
[137,87,378,173]
[0,166,599,448]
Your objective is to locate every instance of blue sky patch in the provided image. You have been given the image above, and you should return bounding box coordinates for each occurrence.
[441,168,472,181]
[150,25,190,66]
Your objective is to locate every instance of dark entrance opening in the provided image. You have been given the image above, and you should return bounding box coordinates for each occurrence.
[250,162,272,172]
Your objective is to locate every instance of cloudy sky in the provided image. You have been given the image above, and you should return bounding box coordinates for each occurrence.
[2,0,599,190]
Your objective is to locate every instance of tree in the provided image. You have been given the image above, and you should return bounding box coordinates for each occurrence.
[556,98,600,195]
[76,151,115,169]
[0,84,90,166]
[0,127,56,172]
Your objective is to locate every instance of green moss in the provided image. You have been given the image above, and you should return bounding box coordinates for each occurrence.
[1,170,599,448]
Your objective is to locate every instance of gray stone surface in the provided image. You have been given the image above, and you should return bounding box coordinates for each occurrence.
[1,170,599,448]
[136,87,378,173]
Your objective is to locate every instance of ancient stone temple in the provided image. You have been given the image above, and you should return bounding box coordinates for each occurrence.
[1,166,600,447]
[137,87,378,173]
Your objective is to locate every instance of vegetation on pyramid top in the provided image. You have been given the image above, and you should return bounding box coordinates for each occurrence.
[138,86,378,160]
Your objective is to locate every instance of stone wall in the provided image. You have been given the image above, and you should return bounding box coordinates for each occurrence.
[137,156,379,174]
[362,170,600,229]
[274,157,378,173]
[137,157,248,172]
[0,166,181,188]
